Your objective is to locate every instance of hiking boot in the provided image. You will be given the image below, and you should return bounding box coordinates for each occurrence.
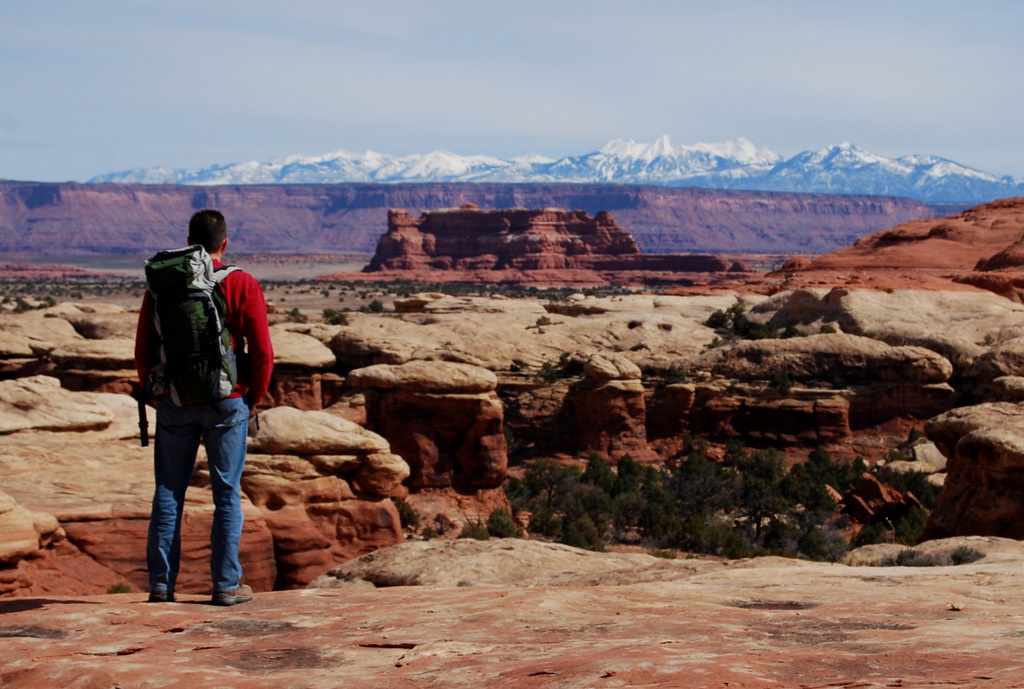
[148,588,176,603]
[211,584,253,606]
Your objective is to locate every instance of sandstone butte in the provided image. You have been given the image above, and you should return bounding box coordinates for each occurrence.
[2,198,1024,687]
[323,204,750,287]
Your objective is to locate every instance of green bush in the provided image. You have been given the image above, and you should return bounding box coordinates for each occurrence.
[322,308,349,325]
[882,548,938,567]
[392,498,420,531]
[950,545,985,565]
[458,519,491,540]
[486,508,519,538]
[772,370,794,394]
[504,437,932,563]
[106,582,132,594]
[665,365,689,384]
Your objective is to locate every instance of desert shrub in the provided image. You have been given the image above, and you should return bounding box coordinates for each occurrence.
[106,582,132,594]
[665,365,689,384]
[882,548,939,567]
[506,438,899,562]
[486,507,519,538]
[561,513,605,551]
[392,498,420,531]
[707,522,752,559]
[706,303,774,340]
[797,525,849,562]
[536,361,562,383]
[458,519,490,541]
[950,545,985,565]
[851,521,889,548]
[894,506,931,545]
[648,548,677,559]
[706,309,731,329]
[322,308,349,325]
[286,307,308,323]
[772,370,794,394]
[819,323,838,334]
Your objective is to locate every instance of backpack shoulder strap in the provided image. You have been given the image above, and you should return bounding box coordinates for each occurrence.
[213,264,241,284]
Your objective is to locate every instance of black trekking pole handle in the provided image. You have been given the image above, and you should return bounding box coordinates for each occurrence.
[131,384,150,447]
[138,394,149,447]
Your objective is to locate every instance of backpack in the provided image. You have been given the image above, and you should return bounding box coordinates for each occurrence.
[143,245,240,407]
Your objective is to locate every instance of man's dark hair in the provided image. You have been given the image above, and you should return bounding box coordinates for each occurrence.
[188,210,228,252]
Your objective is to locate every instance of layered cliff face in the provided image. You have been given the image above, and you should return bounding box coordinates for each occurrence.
[360,206,734,284]
[0,181,943,255]
[368,207,641,272]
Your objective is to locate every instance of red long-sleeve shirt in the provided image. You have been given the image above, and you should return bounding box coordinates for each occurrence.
[135,259,275,406]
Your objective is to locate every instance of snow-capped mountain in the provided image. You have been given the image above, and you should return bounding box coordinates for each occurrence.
[88,137,1024,203]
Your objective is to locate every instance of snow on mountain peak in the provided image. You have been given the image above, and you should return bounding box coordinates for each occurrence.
[84,137,1024,203]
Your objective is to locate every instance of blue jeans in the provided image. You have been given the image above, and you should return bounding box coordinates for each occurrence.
[147,396,249,594]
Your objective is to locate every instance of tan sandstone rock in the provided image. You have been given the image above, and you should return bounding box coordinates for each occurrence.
[347,359,497,394]
[0,375,115,433]
[0,491,39,564]
[349,361,508,490]
[699,333,953,383]
[249,405,390,455]
[237,452,404,589]
[559,354,654,461]
[269,326,337,368]
[0,311,84,359]
[924,402,1024,540]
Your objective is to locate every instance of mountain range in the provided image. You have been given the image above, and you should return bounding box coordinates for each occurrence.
[88,136,1024,204]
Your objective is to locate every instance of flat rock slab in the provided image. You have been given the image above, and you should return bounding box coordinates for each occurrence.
[3,541,1024,688]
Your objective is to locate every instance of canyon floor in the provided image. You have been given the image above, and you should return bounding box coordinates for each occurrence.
[2,536,1023,689]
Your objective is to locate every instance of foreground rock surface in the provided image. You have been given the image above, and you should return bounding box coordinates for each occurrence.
[2,537,1023,689]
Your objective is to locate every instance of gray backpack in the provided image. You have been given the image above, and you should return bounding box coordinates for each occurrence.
[143,245,239,407]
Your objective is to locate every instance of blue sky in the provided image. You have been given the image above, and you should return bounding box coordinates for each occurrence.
[2,0,1022,182]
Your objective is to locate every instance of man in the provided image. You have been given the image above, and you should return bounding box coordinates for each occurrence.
[135,209,274,605]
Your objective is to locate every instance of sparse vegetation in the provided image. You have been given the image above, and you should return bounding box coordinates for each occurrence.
[881,548,939,567]
[392,498,421,532]
[322,308,349,325]
[506,440,927,562]
[950,545,985,565]
[771,370,794,394]
[705,303,775,341]
[458,519,491,541]
[485,507,519,538]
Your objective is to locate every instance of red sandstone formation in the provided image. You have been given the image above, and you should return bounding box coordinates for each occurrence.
[746,197,1024,301]
[841,473,924,525]
[809,197,1024,271]
[337,205,740,287]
